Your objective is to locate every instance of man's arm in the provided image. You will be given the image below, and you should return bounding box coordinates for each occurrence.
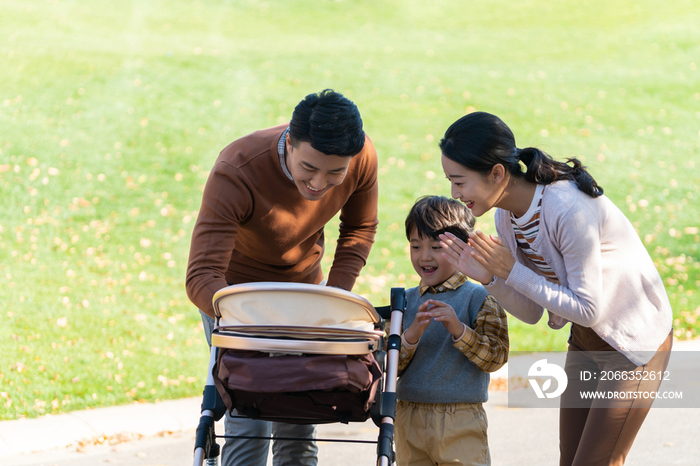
[327,137,379,291]
[186,160,253,317]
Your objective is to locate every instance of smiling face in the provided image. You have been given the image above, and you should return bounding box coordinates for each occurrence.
[286,135,351,201]
[409,227,456,287]
[441,154,504,217]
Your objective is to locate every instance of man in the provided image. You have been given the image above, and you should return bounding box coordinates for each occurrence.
[186,89,378,466]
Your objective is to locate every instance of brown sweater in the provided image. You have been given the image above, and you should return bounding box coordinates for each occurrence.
[186,124,379,317]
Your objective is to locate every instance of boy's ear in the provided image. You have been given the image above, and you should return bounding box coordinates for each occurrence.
[489,163,506,184]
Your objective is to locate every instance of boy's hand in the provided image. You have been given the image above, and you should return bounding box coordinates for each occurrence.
[421,299,464,339]
[403,307,431,344]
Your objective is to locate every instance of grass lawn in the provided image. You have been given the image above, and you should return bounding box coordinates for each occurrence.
[1,0,698,419]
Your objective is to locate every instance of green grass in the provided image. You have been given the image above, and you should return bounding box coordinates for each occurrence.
[1,0,698,419]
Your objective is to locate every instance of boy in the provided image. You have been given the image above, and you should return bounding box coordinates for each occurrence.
[396,195,509,466]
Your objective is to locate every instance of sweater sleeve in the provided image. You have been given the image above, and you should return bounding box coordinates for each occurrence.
[327,138,379,291]
[504,199,603,326]
[484,276,545,325]
[483,211,546,325]
[186,160,254,317]
[451,295,509,372]
[397,333,419,375]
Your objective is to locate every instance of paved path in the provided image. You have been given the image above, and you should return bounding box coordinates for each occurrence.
[2,340,699,465]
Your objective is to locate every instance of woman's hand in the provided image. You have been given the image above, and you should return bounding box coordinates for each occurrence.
[439,232,494,284]
[467,230,516,281]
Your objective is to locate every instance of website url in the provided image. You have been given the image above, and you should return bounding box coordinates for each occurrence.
[580,391,683,400]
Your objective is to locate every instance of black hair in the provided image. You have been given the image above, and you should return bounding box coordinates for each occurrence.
[439,112,603,198]
[405,195,475,244]
[289,89,365,157]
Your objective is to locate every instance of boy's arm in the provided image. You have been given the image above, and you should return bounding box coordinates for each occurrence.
[452,295,509,372]
[396,300,434,374]
[382,318,417,376]
[387,317,419,375]
[397,334,419,375]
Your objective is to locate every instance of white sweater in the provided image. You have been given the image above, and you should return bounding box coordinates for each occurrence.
[486,181,672,365]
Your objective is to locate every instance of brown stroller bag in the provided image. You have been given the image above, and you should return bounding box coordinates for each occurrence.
[213,349,383,424]
[194,283,406,466]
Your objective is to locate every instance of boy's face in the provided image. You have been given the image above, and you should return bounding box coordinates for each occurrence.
[409,227,456,287]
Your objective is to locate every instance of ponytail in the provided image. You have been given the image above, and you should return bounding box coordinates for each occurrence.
[440,112,604,199]
[518,147,604,198]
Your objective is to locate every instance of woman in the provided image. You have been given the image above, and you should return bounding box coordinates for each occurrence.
[437,111,673,466]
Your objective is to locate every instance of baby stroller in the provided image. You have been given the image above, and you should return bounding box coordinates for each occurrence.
[193,282,406,466]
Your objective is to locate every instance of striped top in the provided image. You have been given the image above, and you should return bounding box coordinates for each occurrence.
[510,184,559,283]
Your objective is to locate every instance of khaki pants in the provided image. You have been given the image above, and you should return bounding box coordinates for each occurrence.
[395,400,490,466]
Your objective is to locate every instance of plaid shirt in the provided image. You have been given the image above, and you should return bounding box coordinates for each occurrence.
[418,270,469,296]
[399,271,509,373]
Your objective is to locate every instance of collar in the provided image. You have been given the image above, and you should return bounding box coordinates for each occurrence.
[277,126,294,182]
[419,271,468,296]
[510,183,544,225]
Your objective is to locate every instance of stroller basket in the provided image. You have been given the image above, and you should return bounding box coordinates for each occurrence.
[193,282,406,466]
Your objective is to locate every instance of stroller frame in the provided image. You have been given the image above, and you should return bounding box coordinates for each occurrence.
[193,285,406,466]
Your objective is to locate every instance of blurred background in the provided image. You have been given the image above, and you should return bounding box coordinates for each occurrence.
[1,0,698,420]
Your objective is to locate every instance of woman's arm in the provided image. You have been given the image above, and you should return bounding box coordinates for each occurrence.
[440,231,545,325]
[469,201,603,327]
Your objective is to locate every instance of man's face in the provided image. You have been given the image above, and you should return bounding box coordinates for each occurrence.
[286,135,351,201]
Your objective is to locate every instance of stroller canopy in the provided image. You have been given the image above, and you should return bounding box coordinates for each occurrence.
[213,282,381,333]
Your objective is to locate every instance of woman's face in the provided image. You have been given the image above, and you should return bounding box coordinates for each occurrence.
[441,154,503,217]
